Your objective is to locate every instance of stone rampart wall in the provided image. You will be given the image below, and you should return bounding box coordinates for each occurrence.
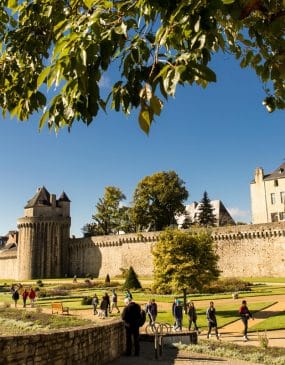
[69,222,285,278]
[0,252,17,279]
[0,321,125,365]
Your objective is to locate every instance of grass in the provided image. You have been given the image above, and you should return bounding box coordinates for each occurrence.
[242,277,285,284]
[176,340,285,365]
[0,307,92,335]
[154,301,274,329]
[249,311,285,332]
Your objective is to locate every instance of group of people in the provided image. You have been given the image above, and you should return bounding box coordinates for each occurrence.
[173,298,253,342]
[11,284,36,308]
[91,289,131,318]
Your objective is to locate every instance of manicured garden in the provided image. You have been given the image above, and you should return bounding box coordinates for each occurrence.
[0,276,285,335]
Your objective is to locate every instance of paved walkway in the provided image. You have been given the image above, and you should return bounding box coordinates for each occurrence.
[107,341,259,365]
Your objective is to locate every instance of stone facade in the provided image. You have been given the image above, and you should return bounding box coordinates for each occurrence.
[16,187,71,280]
[251,163,285,224]
[0,321,125,365]
[2,188,285,280]
[68,223,285,278]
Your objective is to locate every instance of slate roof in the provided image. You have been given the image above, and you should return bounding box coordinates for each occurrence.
[264,163,285,181]
[24,186,51,208]
[58,191,71,202]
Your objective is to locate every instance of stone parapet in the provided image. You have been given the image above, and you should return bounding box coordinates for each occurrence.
[69,231,160,249]
[0,321,125,365]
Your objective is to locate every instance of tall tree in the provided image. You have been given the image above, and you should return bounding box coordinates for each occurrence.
[132,171,188,231]
[153,229,220,308]
[88,186,126,235]
[0,1,283,133]
[197,191,217,227]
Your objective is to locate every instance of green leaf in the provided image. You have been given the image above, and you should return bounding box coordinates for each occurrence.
[37,66,51,89]
[139,108,152,134]
[8,0,18,8]
[150,96,162,116]
[39,109,49,130]
[83,0,95,8]
[221,0,236,4]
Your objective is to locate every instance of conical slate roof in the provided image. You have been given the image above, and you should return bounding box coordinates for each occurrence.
[24,186,51,208]
[58,191,71,202]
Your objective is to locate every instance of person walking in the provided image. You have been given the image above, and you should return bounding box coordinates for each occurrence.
[188,301,199,332]
[121,298,142,356]
[239,300,254,341]
[206,301,220,339]
[173,299,183,331]
[125,289,133,301]
[146,299,158,325]
[111,289,120,313]
[12,288,19,308]
[92,293,99,315]
[103,292,111,316]
[99,295,109,318]
[22,289,29,308]
[28,287,36,307]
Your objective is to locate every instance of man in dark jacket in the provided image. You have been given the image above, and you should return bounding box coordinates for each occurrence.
[121,298,142,356]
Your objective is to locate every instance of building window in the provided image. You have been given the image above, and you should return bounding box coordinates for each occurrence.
[271,193,276,204]
[274,180,279,187]
[279,212,285,221]
[271,212,278,222]
[281,192,285,204]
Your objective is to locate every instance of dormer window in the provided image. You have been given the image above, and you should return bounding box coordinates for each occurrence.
[279,168,284,174]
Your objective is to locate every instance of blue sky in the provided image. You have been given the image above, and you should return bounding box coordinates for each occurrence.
[0,52,284,237]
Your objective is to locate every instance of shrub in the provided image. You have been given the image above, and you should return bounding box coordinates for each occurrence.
[123,266,142,290]
[118,267,128,278]
[36,289,68,298]
[81,296,92,305]
[203,278,252,294]
[36,280,44,287]
[258,331,269,349]
[84,279,92,287]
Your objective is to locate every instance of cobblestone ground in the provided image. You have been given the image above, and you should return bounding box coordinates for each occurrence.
[107,341,258,365]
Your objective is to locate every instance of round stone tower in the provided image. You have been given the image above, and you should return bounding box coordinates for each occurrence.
[17,187,71,280]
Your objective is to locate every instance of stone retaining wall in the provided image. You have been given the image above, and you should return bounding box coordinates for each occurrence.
[0,321,125,365]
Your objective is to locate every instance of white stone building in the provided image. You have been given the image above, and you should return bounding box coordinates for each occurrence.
[250,162,285,224]
[176,200,235,227]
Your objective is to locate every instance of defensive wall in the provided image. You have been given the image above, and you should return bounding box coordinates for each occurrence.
[0,321,125,365]
[69,222,285,278]
[2,222,285,279]
[0,249,17,279]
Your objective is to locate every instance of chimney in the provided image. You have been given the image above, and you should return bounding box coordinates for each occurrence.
[50,194,56,208]
[254,167,264,183]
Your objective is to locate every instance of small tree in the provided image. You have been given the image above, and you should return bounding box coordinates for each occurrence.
[153,229,220,311]
[105,274,111,284]
[123,266,142,290]
[197,191,216,227]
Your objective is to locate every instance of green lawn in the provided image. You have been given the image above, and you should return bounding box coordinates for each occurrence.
[155,301,274,330]
[249,311,285,332]
[242,277,285,283]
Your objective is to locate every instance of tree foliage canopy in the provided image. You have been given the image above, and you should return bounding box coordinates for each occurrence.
[131,171,188,231]
[83,185,126,235]
[197,191,217,226]
[0,0,284,133]
[152,228,220,294]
